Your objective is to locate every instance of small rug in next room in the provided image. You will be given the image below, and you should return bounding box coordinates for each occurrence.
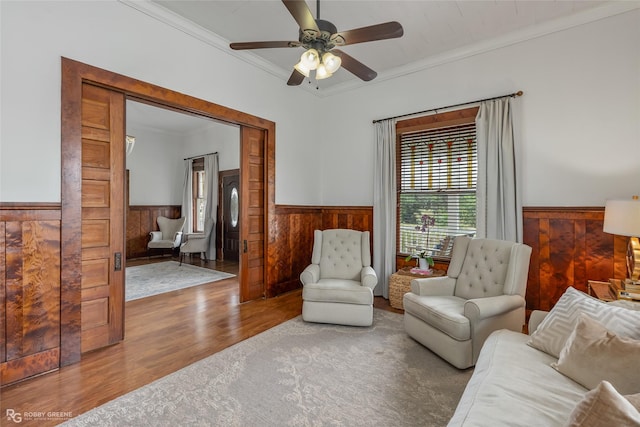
[125,261,235,301]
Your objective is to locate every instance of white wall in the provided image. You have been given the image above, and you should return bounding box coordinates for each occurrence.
[1,2,638,208]
[0,0,322,204]
[318,9,640,207]
[182,122,240,173]
[125,125,183,206]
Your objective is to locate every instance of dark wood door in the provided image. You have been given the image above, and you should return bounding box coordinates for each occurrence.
[221,171,240,261]
[80,83,125,353]
[239,127,266,302]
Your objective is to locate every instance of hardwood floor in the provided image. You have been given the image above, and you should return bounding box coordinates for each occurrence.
[1,256,398,426]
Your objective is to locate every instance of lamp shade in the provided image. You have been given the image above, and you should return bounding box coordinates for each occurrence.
[300,49,320,70]
[315,63,332,80]
[603,198,640,237]
[294,61,311,77]
[322,52,341,74]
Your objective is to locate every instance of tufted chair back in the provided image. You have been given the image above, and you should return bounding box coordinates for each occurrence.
[449,236,531,300]
[312,229,371,281]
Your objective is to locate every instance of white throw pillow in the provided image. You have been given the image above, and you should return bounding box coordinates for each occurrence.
[528,287,640,358]
[564,381,640,427]
[552,314,640,395]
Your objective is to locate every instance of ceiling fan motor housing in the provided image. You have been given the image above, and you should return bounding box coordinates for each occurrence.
[299,19,342,52]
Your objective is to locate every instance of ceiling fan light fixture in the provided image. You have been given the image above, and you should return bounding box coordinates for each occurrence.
[322,52,341,74]
[315,63,332,80]
[294,61,311,77]
[300,48,320,70]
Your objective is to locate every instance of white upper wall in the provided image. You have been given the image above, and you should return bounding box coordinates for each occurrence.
[1,2,638,208]
[126,119,240,206]
[0,0,322,204]
[318,8,640,207]
[125,124,184,206]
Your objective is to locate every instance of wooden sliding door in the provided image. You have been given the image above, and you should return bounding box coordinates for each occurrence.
[80,83,125,352]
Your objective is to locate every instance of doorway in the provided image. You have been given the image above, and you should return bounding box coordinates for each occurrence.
[60,58,275,365]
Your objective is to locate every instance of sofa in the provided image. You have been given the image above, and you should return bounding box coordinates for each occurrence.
[448,287,640,426]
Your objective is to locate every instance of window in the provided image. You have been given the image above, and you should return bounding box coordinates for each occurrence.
[192,157,206,232]
[397,108,478,259]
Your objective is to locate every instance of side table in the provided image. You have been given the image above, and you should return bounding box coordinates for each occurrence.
[389,267,445,310]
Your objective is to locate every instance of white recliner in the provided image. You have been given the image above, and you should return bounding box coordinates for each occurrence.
[300,229,378,327]
[403,236,532,369]
[147,216,186,257]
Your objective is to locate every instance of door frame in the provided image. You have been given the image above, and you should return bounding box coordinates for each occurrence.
[60,57,275,366]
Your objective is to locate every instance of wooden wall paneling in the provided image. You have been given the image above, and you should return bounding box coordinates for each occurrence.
[267,206,372,297]
[0,206,61,385]
[523,207,626,311]
[0,222,4,363]
[125,206,181,259]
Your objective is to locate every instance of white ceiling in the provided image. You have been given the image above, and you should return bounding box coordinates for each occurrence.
[124,0,635,131]
[149,0,615,91]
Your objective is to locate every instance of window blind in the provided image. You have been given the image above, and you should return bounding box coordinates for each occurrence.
[398,122,477,258]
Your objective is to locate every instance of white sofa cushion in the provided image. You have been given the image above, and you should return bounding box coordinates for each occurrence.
[527,287,640,358]
[302,280,373,305]
[403,294,470,341]
[448,329,587,427]
[552,314,640,395]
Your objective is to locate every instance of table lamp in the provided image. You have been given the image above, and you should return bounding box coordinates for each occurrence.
[603,195,640,281]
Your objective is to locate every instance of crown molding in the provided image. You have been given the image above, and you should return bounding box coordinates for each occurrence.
[118,0,319,96]
[120,0,639,99]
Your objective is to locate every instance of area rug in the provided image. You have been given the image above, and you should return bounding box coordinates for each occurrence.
[61,310,472,426]
[125,261,235,301]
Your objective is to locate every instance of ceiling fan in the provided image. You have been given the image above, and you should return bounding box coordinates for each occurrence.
[229,0,404,86]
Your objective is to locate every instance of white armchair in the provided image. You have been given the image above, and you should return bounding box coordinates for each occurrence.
[403,236,532,369]
[300,229,378,327]
[147,216,186,257]
[179,218,214,265]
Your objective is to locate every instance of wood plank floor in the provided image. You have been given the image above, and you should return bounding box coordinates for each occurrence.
[0,256,399,426]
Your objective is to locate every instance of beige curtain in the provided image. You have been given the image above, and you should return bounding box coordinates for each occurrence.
[373,119,397,298]
[475,97,522,242]
[181,159,193,233]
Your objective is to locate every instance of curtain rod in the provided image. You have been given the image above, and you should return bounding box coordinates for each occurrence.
[184,152,218,161]
[372,91,523,124]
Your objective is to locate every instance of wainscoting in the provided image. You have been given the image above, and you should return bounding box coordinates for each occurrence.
[126,205,181,259]
[267,206,373,297]
[0,204,62,386]
[0,202,625,386]
[523,207,627,311]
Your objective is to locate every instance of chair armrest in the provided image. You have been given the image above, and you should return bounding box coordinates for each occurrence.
[173,231,183,247]
[360,266,377,290]
[149,231,162,241]
[300,264,319,285]
[410,276,456,296]
[464,294,525,321]
[528,310,549,335]
[184,233,206,241]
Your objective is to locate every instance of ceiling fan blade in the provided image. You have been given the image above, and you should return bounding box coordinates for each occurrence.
[230,41,301,50]
[282,0,319,33]
[287,69,306,86]
[331,21,404,46]
[332,49,377,81]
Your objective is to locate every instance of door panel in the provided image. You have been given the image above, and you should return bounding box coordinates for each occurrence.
[222,172,240,261]
[240,127,265,302]
[80,83,125,353]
